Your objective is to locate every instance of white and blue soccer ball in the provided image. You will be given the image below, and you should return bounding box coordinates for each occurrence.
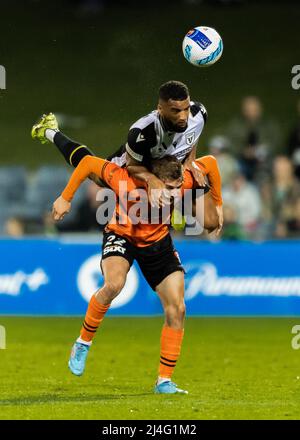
[182,26,223,67]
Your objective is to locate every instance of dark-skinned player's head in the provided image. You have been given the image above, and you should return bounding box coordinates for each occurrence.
[158,81,190,133]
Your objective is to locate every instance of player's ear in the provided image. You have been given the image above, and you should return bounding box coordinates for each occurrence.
[157,103,163,114]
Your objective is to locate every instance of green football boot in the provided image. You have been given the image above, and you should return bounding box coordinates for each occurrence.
[31,112,59,144]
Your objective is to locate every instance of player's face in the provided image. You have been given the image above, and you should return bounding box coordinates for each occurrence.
[158,98,190,132]
[164,177,183,192]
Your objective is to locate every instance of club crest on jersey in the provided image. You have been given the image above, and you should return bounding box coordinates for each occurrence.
[186,132,195,145]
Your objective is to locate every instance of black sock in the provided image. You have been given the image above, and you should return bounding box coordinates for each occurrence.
[53,132,94,168]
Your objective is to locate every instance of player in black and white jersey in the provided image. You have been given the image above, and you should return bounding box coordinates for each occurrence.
[108,81,206,166]
[106,80,207,206]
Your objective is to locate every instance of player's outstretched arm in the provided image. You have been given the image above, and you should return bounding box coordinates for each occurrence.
[52,155,108,221]
[195,155,223,207]
[194,155,223,235]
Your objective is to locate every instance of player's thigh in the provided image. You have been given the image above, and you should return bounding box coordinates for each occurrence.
[101,256,130,287]
[101,230,134,289]
[155,270,185,309]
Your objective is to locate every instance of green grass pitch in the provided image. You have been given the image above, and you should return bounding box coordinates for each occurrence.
[0,316,299,420]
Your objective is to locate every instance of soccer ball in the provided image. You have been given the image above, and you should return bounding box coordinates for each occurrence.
[182,26,223,67]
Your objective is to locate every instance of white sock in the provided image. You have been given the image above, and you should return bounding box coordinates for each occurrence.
[45,128,58,143]
[157,376,171,385]
[76,337,92,346]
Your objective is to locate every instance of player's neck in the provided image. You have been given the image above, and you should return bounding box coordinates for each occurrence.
[159,115,174,133]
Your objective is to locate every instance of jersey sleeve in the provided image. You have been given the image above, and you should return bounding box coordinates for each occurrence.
[103,163,136,195]
[62,155,113,201]
[190,101,208,125]
[182,169,195,189]
[195,155,223,206]
[125,122,157,163]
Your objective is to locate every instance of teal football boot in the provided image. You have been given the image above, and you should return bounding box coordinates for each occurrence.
[68,342,90,376]
[154,380,188,394]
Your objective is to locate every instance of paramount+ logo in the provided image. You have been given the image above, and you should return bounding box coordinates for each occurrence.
[0,65,6,90]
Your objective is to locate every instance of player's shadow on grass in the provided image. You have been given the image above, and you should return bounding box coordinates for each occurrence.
[0,393,152,406]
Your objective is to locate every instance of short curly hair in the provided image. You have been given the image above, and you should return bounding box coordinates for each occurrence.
[159,80,189,102]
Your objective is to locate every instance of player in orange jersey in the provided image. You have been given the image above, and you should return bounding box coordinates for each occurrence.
[52,153,222,394]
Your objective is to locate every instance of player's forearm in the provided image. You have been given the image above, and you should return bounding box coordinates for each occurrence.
[126,165,156,183]
[47,130,94,168]
[196,155,223,206]
[184,145,197,167]
[61,155,106,201]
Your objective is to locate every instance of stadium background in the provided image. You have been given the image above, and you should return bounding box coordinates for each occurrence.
[1,0,300,420]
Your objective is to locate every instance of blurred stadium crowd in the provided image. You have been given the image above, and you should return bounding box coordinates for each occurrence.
[1,95,300,240]
[212,96,300,240]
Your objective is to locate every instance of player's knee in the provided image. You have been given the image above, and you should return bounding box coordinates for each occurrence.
[165,302,186,324]
[103,276,126,299]
[178,302,186,320]
[177,305,186,325]
[106,278,125,295]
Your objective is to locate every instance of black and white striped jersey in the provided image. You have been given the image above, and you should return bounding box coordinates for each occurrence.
[107,101,207,166]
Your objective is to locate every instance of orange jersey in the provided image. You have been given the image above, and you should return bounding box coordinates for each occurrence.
[61,155,222,246]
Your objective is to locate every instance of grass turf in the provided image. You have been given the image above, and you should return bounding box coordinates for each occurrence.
[0,317,299,420]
